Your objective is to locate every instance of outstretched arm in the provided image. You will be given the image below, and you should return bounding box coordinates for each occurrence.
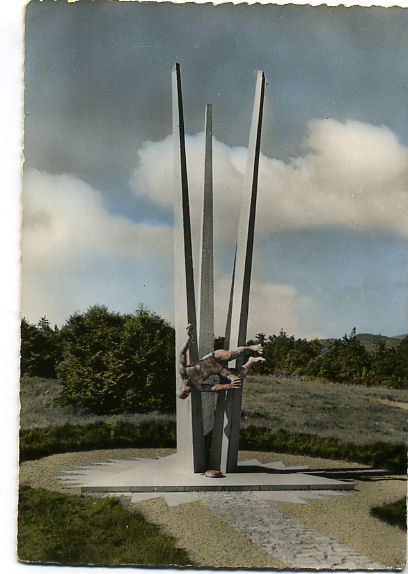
[198,380,242,392]
[210,381,241,392]
[240,356,265,378]
[179,324,193,377]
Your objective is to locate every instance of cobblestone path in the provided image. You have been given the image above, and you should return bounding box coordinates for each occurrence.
[198,492,384,570]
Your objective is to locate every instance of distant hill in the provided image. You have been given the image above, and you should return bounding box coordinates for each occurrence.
[318,333,408,354]
[356,333,408,353]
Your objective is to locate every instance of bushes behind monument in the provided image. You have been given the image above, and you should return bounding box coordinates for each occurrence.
[56,306,175,414]
[252,328,408,388]
[21,305,176,415]
[20,421,177,461]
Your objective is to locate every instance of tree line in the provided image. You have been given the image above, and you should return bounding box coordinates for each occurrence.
[21,306,408,414]
[251,327,408,388]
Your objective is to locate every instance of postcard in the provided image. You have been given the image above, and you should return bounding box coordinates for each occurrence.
[12,0,408,571]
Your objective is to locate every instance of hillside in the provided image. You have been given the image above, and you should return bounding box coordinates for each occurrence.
[356,333,408,353]
[318,333,407,354]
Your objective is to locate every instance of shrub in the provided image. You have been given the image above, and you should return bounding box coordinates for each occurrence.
[371,498,407,530]
[258,329,408,388]
[20,421,405,474]
[56,306,176,414]
[240,427,406,473]
[19,422,177,461]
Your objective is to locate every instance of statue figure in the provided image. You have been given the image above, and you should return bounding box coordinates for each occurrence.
[177,325,265,399]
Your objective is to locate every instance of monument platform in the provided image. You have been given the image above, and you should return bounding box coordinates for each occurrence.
[59,454,355,494]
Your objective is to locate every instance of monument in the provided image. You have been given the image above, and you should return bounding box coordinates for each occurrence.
[173,63,266,474]
[59,65,354,496]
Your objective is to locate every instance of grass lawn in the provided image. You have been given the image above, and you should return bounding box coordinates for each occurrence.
[18,486,191,566]
[20,376,175,430]
[242,375,408,445]
[21,374,408,447]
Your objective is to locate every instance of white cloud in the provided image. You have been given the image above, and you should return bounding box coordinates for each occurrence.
[257,119,408,235]
[22,169,172,325]
[214,275,321,340]
[23,169,172,267]
[22,168,318,338]
[131,133,244,250]
[23,117,408,334]
[131,119,408,241]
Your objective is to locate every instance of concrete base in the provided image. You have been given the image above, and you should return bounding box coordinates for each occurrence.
[59,453,355,494]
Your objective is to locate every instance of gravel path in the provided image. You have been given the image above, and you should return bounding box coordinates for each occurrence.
[20,448,406,570]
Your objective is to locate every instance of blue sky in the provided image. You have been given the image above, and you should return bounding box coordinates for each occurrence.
[21,1,408,339]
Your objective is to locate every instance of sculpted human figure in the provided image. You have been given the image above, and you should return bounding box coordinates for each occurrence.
[177,324,265,399]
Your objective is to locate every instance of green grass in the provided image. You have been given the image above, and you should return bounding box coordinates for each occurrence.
[18,486,191,566]
[242,375,408,445]
[20,376,175,430]
[240,427,406,473]
[20,421,406,472]
[21,374,408,446]
[20,421,176,461]
[371,498,407,530]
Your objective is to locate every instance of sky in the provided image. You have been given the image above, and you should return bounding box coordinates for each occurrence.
[21,0,408,339]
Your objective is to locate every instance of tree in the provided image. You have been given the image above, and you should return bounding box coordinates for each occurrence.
[321,329,369,384]
[256,332,266,345]
[56,306,176,414]
[368,336,408,387]
[20,317,62,378]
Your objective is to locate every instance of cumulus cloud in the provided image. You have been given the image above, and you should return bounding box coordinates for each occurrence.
[131,133,244,250]
[214,276,321,340]
[22,168,319,337]
[23,169,172,267]
[257,119,408,235]
[22,169,173,325]
[131,119,408,241]
[24,116,407,335]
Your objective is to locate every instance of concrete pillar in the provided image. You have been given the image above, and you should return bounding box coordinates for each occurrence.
[224,247,237,351]
[209,249,236,470]
[198,104,216,468]
[172,63,205,473]
[221,71,266,473]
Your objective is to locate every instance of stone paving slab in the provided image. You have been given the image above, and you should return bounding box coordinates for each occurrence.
[59,453,354,493]
[127,489,349,506]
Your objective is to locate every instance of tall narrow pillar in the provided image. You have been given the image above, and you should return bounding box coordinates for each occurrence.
[198,104,216,468]
[172,63,205,473]
[221,71,266,473]
[209,249,236,469]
